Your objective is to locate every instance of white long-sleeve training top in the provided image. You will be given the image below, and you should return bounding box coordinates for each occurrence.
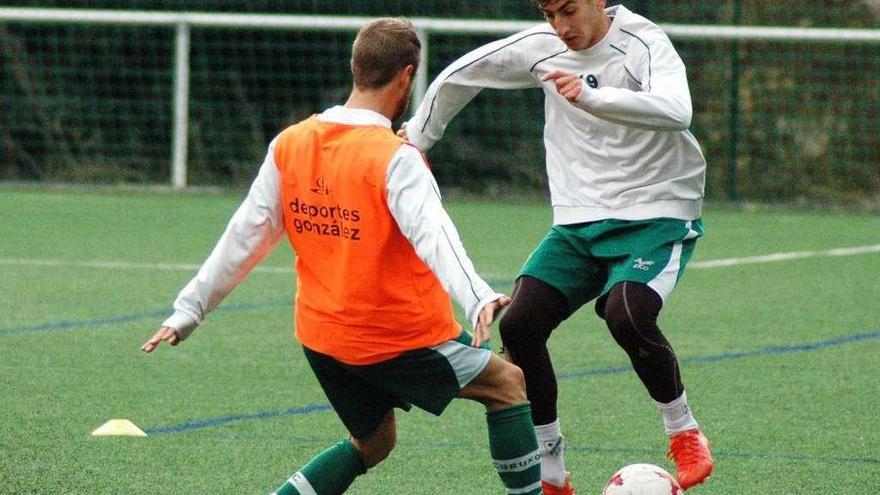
[163,106,500,340]
[405,4,707,225]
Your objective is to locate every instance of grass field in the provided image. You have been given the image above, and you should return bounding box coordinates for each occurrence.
[2,188,879,494]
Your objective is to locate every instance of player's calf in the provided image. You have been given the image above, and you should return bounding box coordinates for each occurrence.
[350,411,397,468]
[461,356,542,495]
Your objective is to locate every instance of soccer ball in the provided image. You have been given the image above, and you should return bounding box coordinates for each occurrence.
[602,464,682,495]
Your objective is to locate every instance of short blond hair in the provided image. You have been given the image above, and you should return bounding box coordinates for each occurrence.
[351,18,421,90]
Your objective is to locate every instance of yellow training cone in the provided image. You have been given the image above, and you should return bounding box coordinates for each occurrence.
[91,419,148,437]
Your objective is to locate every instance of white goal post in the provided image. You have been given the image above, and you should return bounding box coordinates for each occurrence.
[2,7,879,189]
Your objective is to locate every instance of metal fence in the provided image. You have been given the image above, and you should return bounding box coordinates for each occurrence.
[1,6,879,205]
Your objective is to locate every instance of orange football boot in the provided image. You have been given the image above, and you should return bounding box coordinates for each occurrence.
[541,472,575,495]
[667,429,713,490]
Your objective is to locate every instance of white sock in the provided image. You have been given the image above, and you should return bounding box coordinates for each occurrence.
[535,418,567,486]
[655,390,699,436]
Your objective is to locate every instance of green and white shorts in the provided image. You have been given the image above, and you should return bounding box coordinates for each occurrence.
[520,218,704,312]
[303,331,492,439]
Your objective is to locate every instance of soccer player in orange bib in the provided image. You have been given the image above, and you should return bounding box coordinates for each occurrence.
[143,18,543,495]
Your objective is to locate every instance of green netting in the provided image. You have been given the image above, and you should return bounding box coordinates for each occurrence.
[185,29,353,185]
[2,2,879,205]
[0,23,174,183]
[685,38,880,205]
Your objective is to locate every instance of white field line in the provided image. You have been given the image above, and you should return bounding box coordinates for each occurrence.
[1,244,879,275]
[688,244,880,269]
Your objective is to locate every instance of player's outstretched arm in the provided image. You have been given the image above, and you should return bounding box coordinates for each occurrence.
[404,26,544,151]
[145,140,285,349]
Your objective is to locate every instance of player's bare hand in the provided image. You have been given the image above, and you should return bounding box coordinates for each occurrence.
[141,326,181,353]
[396,122,409,140]
[542,70,584,102]
[472,296,512,347]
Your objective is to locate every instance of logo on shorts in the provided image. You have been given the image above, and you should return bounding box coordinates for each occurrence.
[632,258,655,271]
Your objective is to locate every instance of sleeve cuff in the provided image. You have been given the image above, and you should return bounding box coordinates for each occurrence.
[574,85,593,109]
[468,292,506,329]
[161,312,199,341]
[404,124,432,152]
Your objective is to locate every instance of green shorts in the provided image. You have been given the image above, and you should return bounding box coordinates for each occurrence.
[303,332,492,439]
[520,218,704,312]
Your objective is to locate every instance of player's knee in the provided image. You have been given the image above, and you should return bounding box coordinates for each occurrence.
[481,360,527,408]
[499,307,549,354]
[602,299,638,347]
[366,440,395,468]
[602,284,663,355]
[461,356,526,409]
[497,361,527,405]
[499,308,528,346]
[499,276,568,353]
[356,436,395,469]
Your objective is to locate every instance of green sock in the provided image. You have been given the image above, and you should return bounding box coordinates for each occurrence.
[487,402,543,495]
[272,439,366,495]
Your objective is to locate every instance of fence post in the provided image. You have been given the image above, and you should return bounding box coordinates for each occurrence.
[412,27,430,118]
[171,21,191,190]
[727,0,741,201]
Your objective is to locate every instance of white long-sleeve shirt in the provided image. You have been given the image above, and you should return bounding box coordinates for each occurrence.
[163,106,499,340]
[405,5,706,225]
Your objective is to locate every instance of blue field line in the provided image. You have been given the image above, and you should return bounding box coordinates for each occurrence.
[0,299,293,336]
[556,330,880,381]
[141,330,880,438]
[144,403,333,436]
[176,431,880,466]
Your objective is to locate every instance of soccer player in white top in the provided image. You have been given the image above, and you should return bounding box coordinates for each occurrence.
[400,1,714,492]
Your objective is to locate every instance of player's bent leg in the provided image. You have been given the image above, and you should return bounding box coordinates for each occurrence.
[500,276,575,493]
[601,281,712,489]
[499,275,570,423]
[271,412,399,494]
[459,355,542,495]
[274,348,396,494]
[600,281,683,403]
[270,437,368,495]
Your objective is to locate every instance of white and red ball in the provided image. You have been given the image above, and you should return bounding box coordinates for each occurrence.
[602,463,682,495]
